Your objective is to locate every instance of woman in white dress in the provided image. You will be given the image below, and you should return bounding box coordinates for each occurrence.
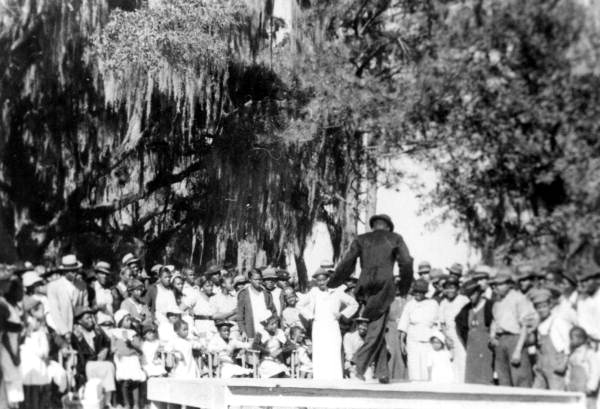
[299,267,358,380]
[438,276,470,383]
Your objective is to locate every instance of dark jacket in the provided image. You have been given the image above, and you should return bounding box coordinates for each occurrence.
[329,230,413,320]
[236,287,277,338]
[70,328,112,387]
[455,299,494,347]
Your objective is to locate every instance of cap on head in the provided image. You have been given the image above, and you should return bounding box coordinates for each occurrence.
[418,261,432,274]
[262,267,278,281]
[22,271,43,289]
[447,263,463,277]
[121,253,140,266]
[94,261,112,275]
[529,288,552,305]
[59,255,83,271]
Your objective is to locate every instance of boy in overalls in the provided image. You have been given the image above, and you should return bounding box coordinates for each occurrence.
[531,288,572,390]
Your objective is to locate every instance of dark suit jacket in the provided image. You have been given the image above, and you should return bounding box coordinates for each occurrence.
[70,329,112,386]
[237,287,277,338]
[329,230,413,320]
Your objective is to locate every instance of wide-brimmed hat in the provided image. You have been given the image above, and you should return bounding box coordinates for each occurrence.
[97,314,115,327]
[233,275,248,287]
[430,268,446,283]
[461,279,481,297]
[262,267,278,281]
[447,263,463,276]
[121,253,140,266]
[312,267,333,279]
[490,271,514,285]
[369,214,394,232]
[214,320,234,329]
[127,279,144,292]
[471,265,493,280]
[529,288,552,304]
[412,278,429,293]
[59,255,83,271]
[74,305,96,320]
[94,261,112,275]
[418,261,432,274]
[442,275,460,288]
[22,271,43,288]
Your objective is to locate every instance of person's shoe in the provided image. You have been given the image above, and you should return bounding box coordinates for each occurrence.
[378,376,390,384]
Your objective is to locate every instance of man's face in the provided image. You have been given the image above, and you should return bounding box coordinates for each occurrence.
[263,278,276,291]
[132,287,144,302]
[315,275,328,291]
[184,270,195,285]
[130,263,141,277]
[493,282,511,298]
[222,278,234,292]
[65,270,77,282]
[413,291,426,301]
[202,280,214,296]
[419,272,430,282]
[121,268,132,283]
[177,323,189,339]
[443,285,458,300]
[96,272,108,286]
[534,301,552,321]
[357,322,368,337]
[78,313,94,331]
[249,273,263,290]
[160,271,172,287]
[210,273,221,286]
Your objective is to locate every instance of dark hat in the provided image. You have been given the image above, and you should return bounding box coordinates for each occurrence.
[262,267,278,280]
[515,265,536,281]
[59,255,83,271]
[412,278,429,294]
[491,271,514,285]
[578,270,600,281]
[443,275,460,288]
[461,279,481,297]
[447,263,463,276]
[74,305,96,320]
[142,323,157,335]
[277,269,290,281]
[418,261,432,274]
[430,268,446,282]
[127,279,144,292]
[369,214,394,232]
[529,288,552,304]
[94,261,112,275]
[214,320,234,329]
[121,253,140,266]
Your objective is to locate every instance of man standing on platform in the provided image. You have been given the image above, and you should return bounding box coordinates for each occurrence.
[329,214,414,383]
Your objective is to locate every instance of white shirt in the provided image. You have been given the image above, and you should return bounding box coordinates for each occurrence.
[182,283,200,310]
[439,295,470,332]
[300,287,358,322]
[270,287,283,316]
[155,284,178,324]
[398,299,440,342]
[93,281,113,314]
[537,308,572,354]
[576,290,600,341]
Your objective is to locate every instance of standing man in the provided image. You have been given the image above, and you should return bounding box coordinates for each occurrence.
[237,269,277,340]
[329,214,413,383]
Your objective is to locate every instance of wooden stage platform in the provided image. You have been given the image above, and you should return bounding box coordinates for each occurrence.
[147,377,586,409]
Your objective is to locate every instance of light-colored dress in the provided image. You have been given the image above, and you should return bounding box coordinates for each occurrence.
[141,340,167,377]
[20,328,50,385]
[168,336,198,379]
[427,348,455,383]
[398,298,439,381]
[439,295,470,383]
[299,287,358,380]
[0,300,24,405]
[111,328,147,382]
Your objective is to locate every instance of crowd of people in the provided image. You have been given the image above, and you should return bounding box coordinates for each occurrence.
[0,218,599,409]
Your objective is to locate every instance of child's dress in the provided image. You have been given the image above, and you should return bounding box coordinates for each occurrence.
[256,329,289,378]
[207,336,252,378]
[111,328,147,382]
[141,340,167,377]
[20,328,50,386]
[427,348,455,383]
[168,336,199,379]
[567,345,599,409]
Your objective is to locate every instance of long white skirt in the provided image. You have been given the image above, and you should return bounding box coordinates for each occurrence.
[312,319,343,380]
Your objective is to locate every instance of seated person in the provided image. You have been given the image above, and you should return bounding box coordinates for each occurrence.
[342,317,370,379]
[207,320,252,378]
[252,315,289,378]
[283,326,313,377]
[70,306,115,405]
[281,291,305,332]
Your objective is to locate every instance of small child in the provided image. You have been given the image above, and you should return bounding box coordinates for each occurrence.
[168,320,198,378]
[141,324,167,378]
[281,292,304,332]
[566,326,599,409]
[285,326,313,378]
[207,320,252,378]
[20,297,51,409]
[253,315,289,378]
[427,330,455,383]
[112,310,146,409]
